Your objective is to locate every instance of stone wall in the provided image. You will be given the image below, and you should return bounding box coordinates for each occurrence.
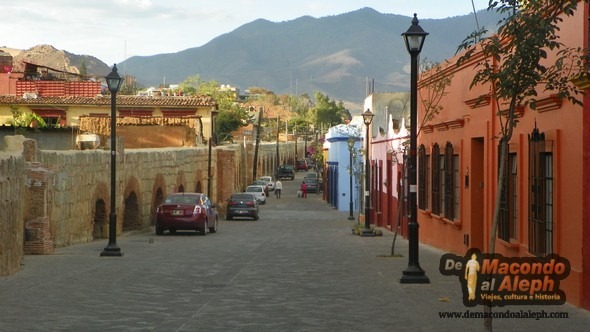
[0,136,26,275]
[0,135,303,276]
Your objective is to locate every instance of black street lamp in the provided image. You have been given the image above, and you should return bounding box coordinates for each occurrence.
[361,109,374,237]
[400,14,430,283]
[207,107,219,198]
[347,137,355,220]
[101,64,123,257]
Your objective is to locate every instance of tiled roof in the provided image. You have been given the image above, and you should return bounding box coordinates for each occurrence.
[0,95,216,107]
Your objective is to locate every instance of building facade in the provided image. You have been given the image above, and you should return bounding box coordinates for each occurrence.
[416,4,589,309]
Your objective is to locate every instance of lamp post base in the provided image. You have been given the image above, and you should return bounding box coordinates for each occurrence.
[360,228,375,237]
[100,245,123,257]
[348,215,355,220]
[400,266,430,284]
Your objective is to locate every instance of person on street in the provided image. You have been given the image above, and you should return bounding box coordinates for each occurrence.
[300,181,308,198]
[275,180,282,198]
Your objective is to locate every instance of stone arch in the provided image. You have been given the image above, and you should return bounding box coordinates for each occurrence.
[151,174,166,226]
[176,171,186,193]
[123,177,142,231]
[194,169,204,193]
[93,199,107,239]
[90,182,109,240]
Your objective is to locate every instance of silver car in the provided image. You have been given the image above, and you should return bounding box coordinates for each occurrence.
[260,176,275,191]
[246,185,267,204]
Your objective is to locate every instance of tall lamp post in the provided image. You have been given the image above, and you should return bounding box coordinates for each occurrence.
[400,14,429,283]
[207,107,219,198]
[100,64,123,257]
[361,109,374,237]
[347,137,356,220]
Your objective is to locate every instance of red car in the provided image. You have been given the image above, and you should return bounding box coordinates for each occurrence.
[296,160,309,171]
[156,192,218,235]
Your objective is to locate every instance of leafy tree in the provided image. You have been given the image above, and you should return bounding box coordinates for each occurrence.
[180,75,252,142]
[311,91,349,128]
[457,1,586,329]
[179,75,204,96]
[6,105,47,133]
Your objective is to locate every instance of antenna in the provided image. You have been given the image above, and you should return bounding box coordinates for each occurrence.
[471,0,481,43]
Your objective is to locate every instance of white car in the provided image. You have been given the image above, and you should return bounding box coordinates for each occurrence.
[260,176,275,191]
[246,185,267,204]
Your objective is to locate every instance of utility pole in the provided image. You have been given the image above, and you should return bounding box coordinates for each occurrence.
[253,106,263,181]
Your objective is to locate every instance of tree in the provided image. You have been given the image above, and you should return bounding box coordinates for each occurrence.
[179,75,204,96]
[312,92,349,128]
[180,75,252,142]
[5,105,47,133]
[78,61,87,77]
[419,59,454,133]
[457,1,586,329]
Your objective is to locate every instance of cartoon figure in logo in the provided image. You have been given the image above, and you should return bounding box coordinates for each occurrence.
[464,253,480,301]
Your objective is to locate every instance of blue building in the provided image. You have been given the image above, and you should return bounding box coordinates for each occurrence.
[324,123,363,215]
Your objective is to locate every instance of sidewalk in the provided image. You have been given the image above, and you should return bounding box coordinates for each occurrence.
[0,172,588,331]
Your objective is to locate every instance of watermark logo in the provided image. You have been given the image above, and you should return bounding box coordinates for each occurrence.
[439,249,570,307]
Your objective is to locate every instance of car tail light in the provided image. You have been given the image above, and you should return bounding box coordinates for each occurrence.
[246,201,255,207]
[228,201,236,206]
[193,206,202,215]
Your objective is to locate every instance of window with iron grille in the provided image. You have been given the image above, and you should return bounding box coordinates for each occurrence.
[418,145,428,210]
[528,128,553,257]
[431,144,441,215]
[443,142,454,220]
[499,146,518,242]
[453,154,460,220]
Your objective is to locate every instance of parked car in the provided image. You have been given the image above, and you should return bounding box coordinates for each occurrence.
[226,193,259,220]
[246,185,267,204]
[304,173,317,180]
[276,164,295,180]
[305,178,320,193]
[155,192,218,235]
[304,173,323,189]
[251,180,270,196]
[296,160,309,171]
[260,176,275,191]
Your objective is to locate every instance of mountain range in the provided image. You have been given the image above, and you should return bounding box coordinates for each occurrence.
[5,8,503,109]
[120,8,501,107]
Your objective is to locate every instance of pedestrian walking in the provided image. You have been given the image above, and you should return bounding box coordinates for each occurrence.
[300,181,308,198]
[275,180,282,198]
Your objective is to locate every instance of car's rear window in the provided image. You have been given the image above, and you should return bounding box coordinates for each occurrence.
[231,194,255,200]
[165,195,200,205]
[247,187,263,192]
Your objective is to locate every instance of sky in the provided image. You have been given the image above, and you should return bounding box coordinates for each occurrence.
[0,0,489,65]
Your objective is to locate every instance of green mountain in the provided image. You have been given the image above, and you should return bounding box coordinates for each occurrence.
[120,8,503,106]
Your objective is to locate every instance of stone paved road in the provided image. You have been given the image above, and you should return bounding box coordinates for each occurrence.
[1,171,589,331]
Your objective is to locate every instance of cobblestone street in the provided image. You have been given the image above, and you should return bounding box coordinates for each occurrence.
[1,172,589,331]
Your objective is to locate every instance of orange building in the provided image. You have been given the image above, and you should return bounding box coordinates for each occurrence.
[416,4,590,309]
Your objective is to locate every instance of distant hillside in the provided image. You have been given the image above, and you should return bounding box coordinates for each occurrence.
[1,45,111,78]
[120,8,503,107]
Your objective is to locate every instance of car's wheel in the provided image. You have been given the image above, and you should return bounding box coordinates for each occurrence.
[209,217,218,233]
[169,229,176,234]
[155,225,164,235]
[199,220,208,235]
[253,214,259,221]
[226,214,232,221]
